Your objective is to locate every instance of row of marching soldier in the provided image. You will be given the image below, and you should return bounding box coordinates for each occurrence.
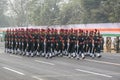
[4,28,103,59]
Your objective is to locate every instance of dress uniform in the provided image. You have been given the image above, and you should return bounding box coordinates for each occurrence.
[77,30,85,59]
[5,28,103,59]
[45,29,52,58]
[62,30,68,56]
[68,29,77,58]
[87,31,94,58]
[84,31,89,55]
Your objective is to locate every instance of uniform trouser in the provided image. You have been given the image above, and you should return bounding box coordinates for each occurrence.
[12,44,16,53]
[63,42,68,55]
[58,42,63,54]
[46,42,51,53]
[27,44,31,54]
[37,43,40,52]
[6,43,9,51]
[97,44,101,53]
[55,42,59,52]
[88,43,93,53]
[84,44,88,53]
[78,44,84,55]
[69,42,75,54]
[51,43,55,54]
[63,42,67,51]
[22,46,26,54]
[39,42,44,53]
[9,43,12,52]
[19,45,22,54]
[93,43,98,54]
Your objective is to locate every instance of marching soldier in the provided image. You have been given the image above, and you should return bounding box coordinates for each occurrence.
[36,31,41,56]
[5,29,8,53]
[45,29,52,58]
[84,31,89,55]
[62,29,69,56]
[50,29,56,57]
[93,31,102,58]
[87,31,94,58]
[5,28,104,59]
[77,30,85,59]
[58,29,64,56]
[68,29,77,58]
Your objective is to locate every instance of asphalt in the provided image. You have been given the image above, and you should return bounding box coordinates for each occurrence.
[0,42,120,80]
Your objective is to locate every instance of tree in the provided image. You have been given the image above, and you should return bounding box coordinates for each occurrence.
[100,0,120,22]
[59,0,82,25]
[8,0,30,27]
[0,0,10,27]
[28,0,60,26]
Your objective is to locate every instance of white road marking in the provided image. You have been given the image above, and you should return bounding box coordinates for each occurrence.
[35,60,55,66]
[75,69,112,78]
[32,76,43,80]
[10,54,22,58]
[3,67,25,75]
[85,59,120,66]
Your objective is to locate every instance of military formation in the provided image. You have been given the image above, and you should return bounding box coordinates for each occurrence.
[4,28,103,59]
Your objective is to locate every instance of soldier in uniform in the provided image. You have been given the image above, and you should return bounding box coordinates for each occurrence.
[77,30,85,59]
[41,29,46,57]
[50,29,56,57]
[45,29,52,58]
[87,31,94,58]
[84,31,89,56]
[4,30,8,53]
[93,31,102,58]
[36,30,41,56]
[22,32,27,56]
[97,32,102,58]
[15,31,19,55]
[58,29,64,56]
[5,29,10,53]
[68,29,77,58]
[12,30,16,54]
[9,30,12,53]
[30,30,38,57]
[62,29,69,56]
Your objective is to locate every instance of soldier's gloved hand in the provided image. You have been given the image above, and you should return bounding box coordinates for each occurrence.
[67,43,69,46]
[44,42,46,45]
[77,44,79,47]
[87,44,88,47]
[63,43,65,46]
[98,45,100,48]
[92,44,94,47]
[83,45,85,48]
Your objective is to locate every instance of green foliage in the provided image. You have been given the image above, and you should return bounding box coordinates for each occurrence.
[1,0,120,27]
[0,0,10,27]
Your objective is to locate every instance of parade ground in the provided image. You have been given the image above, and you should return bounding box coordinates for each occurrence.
[0,42,120,80]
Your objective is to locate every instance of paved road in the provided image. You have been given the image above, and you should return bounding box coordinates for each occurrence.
[0,42,120,80]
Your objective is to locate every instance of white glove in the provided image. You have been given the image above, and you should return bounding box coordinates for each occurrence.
[92,44,94,47]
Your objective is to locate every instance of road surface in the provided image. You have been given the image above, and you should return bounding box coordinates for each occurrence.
[0,42,120,80]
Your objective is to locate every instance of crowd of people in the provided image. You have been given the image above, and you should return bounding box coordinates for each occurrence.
[4,28,103,59]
